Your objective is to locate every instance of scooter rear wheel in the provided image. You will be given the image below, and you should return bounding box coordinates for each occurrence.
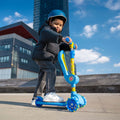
[35,96,43,107]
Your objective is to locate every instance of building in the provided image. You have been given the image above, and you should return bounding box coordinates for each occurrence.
[33,0,69,36]
[0,22,39,79]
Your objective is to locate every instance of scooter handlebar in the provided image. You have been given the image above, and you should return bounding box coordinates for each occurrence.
[65,37,71,43]
[65,37,76,49]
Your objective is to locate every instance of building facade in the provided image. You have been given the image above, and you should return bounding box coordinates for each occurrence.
[33,0,69,36]
[0,33,39,79]
[0,22,39,79]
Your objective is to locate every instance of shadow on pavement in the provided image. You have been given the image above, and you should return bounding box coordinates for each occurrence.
[0,100,67,111]
[0,101,32,107]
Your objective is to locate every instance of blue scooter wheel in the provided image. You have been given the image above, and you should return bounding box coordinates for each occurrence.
[35,96,43,107]
[66,98,79,112]
[80,96,87,108]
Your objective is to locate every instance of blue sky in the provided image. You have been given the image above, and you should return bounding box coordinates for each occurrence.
[0,0,120,75]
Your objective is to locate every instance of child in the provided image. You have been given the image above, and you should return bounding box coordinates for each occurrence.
[31,10,77,105]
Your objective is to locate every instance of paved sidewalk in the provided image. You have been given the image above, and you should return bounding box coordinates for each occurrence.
[0,93,120,120]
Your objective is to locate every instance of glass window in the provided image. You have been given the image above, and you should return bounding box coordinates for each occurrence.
[21,58,22,62]
[19,46,31,55]
[6,56,9,62]
[0,44,10,51]
[8,44,10,49]
[29,51,31,55]
[20,47,22,51]
[1,57,3,62]
[0,56,9,62]
[4,56,7,62]
[44,3,47,8]
[5,45,7,49]
[20,58,28,64]
[23,48,25,53]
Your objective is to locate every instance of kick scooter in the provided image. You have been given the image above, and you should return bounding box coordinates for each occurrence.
[35,38,87,112]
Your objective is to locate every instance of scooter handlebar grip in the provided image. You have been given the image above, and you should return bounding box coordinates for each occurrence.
[65,37,76,49]
[65,37,70,43]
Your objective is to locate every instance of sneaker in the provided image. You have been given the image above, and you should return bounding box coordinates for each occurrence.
[43,92,64,102]
[31,98,36,106]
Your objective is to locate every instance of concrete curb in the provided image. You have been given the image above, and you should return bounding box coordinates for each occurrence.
[0,85,120,93]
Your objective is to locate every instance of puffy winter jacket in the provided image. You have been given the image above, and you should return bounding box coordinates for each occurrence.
[32,25,70,61]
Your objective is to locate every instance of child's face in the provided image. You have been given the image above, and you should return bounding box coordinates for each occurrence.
[50,18,64,33]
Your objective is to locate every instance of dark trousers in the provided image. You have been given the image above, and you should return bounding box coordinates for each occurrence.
[33,60,56,98]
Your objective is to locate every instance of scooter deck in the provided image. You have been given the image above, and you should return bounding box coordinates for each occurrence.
[36,101,66,107]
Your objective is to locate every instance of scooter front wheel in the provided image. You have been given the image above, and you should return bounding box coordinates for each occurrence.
[35,96,43,107]
[66,98,79,112]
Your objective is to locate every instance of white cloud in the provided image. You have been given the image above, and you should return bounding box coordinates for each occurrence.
[91,56,110,64]
[74,10,86,17]
[115,15,120,19]
[80,24,97,38]
[110,24,120,32]
[73,0,84,5]
[75,49,99,63]
[14,12,21,17]
[3,16,13,24]
[108,19,120,24]
[105,0,120,10]
[86,69,94,72]
[108,14,120,33]
[74,10,81,15]
[76,71,81,75]
[16,18,28,22]
[108,13,120,24]
[3,12,28,24]
[97,56,110,63]
[27,22,33,28]
[75,49,110,64]
[114,62,120,67]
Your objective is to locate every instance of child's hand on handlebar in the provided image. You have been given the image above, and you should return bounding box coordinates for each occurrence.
[62,36,72,44]
[62,37,78,49]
